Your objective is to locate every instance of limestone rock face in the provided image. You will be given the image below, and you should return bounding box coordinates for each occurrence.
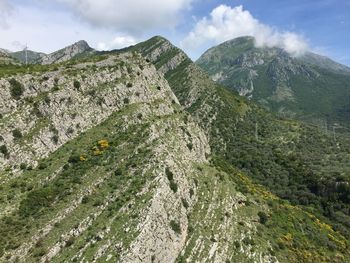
[41,40,95,65]
[0,52,174,171]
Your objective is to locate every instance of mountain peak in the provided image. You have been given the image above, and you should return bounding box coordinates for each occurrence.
[72,40,91,50]
[197,37,350,125]
[40,40,94,65]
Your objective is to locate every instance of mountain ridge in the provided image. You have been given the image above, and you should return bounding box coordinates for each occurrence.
[0,36,349,262]
[196,36,350,127]
[3,40,95,65]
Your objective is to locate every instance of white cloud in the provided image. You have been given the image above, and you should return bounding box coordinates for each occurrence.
[55,0,193,34]
[181,5,308,57]
[0,0,13,29]
[97,36,138,50]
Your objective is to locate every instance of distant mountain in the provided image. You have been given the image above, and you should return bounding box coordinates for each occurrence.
[196,36,350,127]
[0,48,10,54]
[40,40,95,64]
[0,50,19,65]
[9,50,46,64]
[4,40,96,65]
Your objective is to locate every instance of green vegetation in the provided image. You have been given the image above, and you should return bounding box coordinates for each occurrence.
[0,145,8,157]
[0,82,187,261]
[73,80,81,90]
[170,220,181,234]
[9,78,24,100]
[1,36,349,262]
[12,129,23,140]
[196,36,350,128]
[166,167,178,193]
[258,211,268,224]
[129,36,350,261]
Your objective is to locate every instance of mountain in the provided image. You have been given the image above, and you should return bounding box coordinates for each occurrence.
[0,50,19,65]
[0,38,349,262]
[9,50,46,64]
[196,36,350,127]
[40,40,95,64]
[0,48,10,54]
[2,40,95,65]
[128,36,350,258]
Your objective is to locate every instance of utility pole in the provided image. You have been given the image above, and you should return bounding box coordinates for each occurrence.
[333,126,336,142]
[24,44,28,65]
[324,119,328,135]
[255,122,259,141]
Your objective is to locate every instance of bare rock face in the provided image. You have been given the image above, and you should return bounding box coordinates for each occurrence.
[0,52,173,172]
[40,40,95,65]
[0,50,19,65]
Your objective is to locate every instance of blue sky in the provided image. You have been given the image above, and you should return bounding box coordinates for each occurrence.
[0,0,349,65]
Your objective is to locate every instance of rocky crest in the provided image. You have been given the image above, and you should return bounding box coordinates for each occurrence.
[40,40,95,65]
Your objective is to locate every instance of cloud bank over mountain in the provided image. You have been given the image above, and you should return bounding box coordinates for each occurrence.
[181,5,309,57]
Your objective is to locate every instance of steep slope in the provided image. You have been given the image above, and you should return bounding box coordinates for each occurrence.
[128,36,350,250]
[196,36,350,127]
[0,38,349,262]
[0,42,312,263]
[0,51,210,262]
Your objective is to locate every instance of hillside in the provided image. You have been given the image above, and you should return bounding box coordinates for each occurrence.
[0,51,19,65]
[0,38,349,262]
[7,41,95,65]
[128,36,350,252]
[9,50,46,64]
[196,36,350,128]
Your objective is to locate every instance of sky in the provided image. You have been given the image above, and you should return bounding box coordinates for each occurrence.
[0,0,349,65]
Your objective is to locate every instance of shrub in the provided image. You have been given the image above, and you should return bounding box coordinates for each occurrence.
[114,168,122,176]
[126,82,133,88]
[81,196,90,204]
[0,145,8,157]
[43,94,51,104]
[67,127,74,134]
[20,163,27,170]
[169,181,178,193]
[123,98,130,104]
[258,211,268,224]
[187,143,193,151]
[65,237,75,247]
[9,78,24,100]
[38,163,47,170]
[73,80,81,90]
[19,186,57,217]
[165,167,174,181]
[170,220,181,234]
[12,129,23,140]
[68,154,80,163]
[181,198,189,209]
[52,135,59,144]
